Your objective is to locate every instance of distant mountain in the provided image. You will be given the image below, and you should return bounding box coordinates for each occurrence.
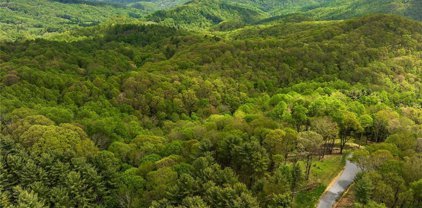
[229,0,328,13]
[52,0,190,10]
[127,0,190,11]
[148,0,268,30]
[278,0,422,21]
[1,0,420,41]
[230,0,421,21]
[147,0,421,30]
[0,0,146,41]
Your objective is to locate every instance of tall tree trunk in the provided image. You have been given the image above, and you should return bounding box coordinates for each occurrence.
[269,154,275,172]
[305,154,312,180]
[392,188,400,208]
[340,138,345,154]
[330,137,335,154]
[320,138,329,159]
[340,134,348,154]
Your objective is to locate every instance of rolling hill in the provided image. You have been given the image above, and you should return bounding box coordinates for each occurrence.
[148,0,422,30]
[148,0,269,30]
[0,0,144,41]
[0,0,421,208]
[52,0,190,10]
[2,0,421,41]
[272,0,422,21]
[1,13,421,207]
[0,0,190,41]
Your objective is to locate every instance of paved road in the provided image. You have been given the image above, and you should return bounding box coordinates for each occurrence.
[317,158,361,208]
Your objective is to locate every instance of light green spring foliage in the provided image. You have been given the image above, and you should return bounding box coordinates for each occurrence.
[2,0,421,41]
[0,0,146,41]
[0,0,421,207]
[148,0,422,30]
[267,0,422,20]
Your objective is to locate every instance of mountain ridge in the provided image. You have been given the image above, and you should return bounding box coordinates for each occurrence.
[1,0,421,41]
[147,0,422,31]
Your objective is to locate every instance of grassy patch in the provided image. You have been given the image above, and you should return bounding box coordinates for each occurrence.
[310,155,345,186]
[295,184,326,208]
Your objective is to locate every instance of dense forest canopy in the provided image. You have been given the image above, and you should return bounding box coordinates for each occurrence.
[0,0,421,208]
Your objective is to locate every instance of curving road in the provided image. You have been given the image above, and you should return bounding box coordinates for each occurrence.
[317,158,361,208]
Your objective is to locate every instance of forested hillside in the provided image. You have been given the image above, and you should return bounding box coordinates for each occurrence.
[1,0,421,207]
[0,0,191,41]
[2,0,421,41]
[0,0,143,41]
[148,0,268,29]
[52,0,190,10]
[268,0,422,20]
[1,11,422,207]
[148,0,422,30]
